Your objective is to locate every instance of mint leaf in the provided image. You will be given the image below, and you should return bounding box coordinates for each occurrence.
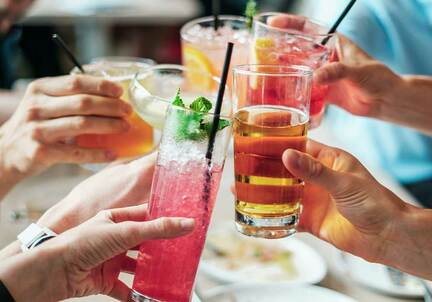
[173,88,185,107]
[200,118,231,136]
[189,96,212,113]
[217,119,231,131]
[245,0,257,30]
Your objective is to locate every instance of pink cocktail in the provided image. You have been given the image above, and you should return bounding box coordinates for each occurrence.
[130,105,232,302]
[251,13,336,127]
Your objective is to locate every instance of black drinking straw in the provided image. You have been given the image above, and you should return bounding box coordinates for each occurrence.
[202,42,234,207]
[321,0,357,45]
[212,0,220,31]
[52,34,85,73]
[205,42,233,162]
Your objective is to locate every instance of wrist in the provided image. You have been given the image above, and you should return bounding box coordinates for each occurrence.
[382,205,432,279]
[0,137,23,200]
[0,245,67,302]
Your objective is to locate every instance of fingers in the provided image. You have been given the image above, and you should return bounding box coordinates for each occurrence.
[113,217,195,251]
[44,144,117,164]
[121,255,137,274]
[267,14,306,30]
[282,148,353,198]
[28,75,123,98]
[109,280,131,302]
[34,116,130,142]
[33,94,132,120]
[109,204,149,223]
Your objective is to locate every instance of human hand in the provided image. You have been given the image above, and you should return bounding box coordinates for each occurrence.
[282,140,432,280]
[282,140,408,263]
[0,0,35,32]
[0,205,195,302]
[313,35,404,117]
[0,75,132,193]
[37,152,157,234]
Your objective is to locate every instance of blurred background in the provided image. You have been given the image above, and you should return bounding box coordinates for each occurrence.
[0,0,347,89]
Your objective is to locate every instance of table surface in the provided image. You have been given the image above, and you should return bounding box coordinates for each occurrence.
[0,121,422,302]
[23,0,201,25]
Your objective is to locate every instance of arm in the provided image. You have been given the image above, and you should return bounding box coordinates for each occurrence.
[282,140,432,280]
[0,152,156,261]
[0,205,194,302]
[315,36,432,136]
[0,75,132,201]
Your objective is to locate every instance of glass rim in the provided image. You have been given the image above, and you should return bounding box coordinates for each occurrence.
[91,56,156,66]
[180,14,248,40]
[233,64,314,78]
[254,12,336,39]
[132,64,232,120]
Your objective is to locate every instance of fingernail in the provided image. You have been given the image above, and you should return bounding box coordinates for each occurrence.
[105,150,117,161]
[180,219,195,231]
[111,84,123,97]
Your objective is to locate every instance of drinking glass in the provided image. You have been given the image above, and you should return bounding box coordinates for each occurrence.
[129,104,232,302]
[129,64,231,140]
[181,15,250,88]
[252,13,335,128]
[233,64,313,239]
[72,56,156,161]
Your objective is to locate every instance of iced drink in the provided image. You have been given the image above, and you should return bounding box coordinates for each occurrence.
[181,15,250,89]
[130,102,232,302]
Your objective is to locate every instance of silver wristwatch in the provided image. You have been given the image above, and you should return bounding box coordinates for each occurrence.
[17,223,57,252]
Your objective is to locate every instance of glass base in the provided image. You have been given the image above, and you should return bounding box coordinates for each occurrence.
[235,210,299,239]
[129,290,162,302]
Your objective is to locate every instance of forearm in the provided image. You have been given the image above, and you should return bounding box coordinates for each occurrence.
[0,246,67,302]
[382,206,432,280]
[378,76,432,136]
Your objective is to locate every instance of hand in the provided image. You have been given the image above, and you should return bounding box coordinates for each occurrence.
[314,35,404,117]
[0,205,195,302]
[38,152,157,234]
[282,140,432,280]
[0,75,132,197]
[0,153,156,262]
[0,0,35,32]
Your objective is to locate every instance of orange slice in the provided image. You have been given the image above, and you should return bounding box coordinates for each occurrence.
[253,37,278,65]
[183,45,215,90]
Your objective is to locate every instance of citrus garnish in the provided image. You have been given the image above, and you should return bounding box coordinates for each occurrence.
[253,37,277,65]
[183,46,215,90]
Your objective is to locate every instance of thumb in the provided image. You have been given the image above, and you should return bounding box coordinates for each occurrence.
[282,149,352,198]
[314,62,366,86]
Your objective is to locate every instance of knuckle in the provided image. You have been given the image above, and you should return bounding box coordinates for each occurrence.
[26,106,41,121]
[67,75,84,92]
[33,142,47,160]
[29,123,43,140]
[308,159,324,178]
[74,116,91,129]
[77,96,93,112]
[97,79,113,94]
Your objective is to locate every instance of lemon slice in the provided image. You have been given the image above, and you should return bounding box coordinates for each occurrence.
[252,37,277,65]
[183,46,215,90]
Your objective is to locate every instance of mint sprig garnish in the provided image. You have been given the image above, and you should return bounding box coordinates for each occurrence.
[245,0,257,30]
[172,90,230,141]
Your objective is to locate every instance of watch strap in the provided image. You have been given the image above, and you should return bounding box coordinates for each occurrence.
[17,223,57,251]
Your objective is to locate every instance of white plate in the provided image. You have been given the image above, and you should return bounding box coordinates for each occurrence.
[204,284,357,302]
[199,226,327,285]
[334,252,424,298]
